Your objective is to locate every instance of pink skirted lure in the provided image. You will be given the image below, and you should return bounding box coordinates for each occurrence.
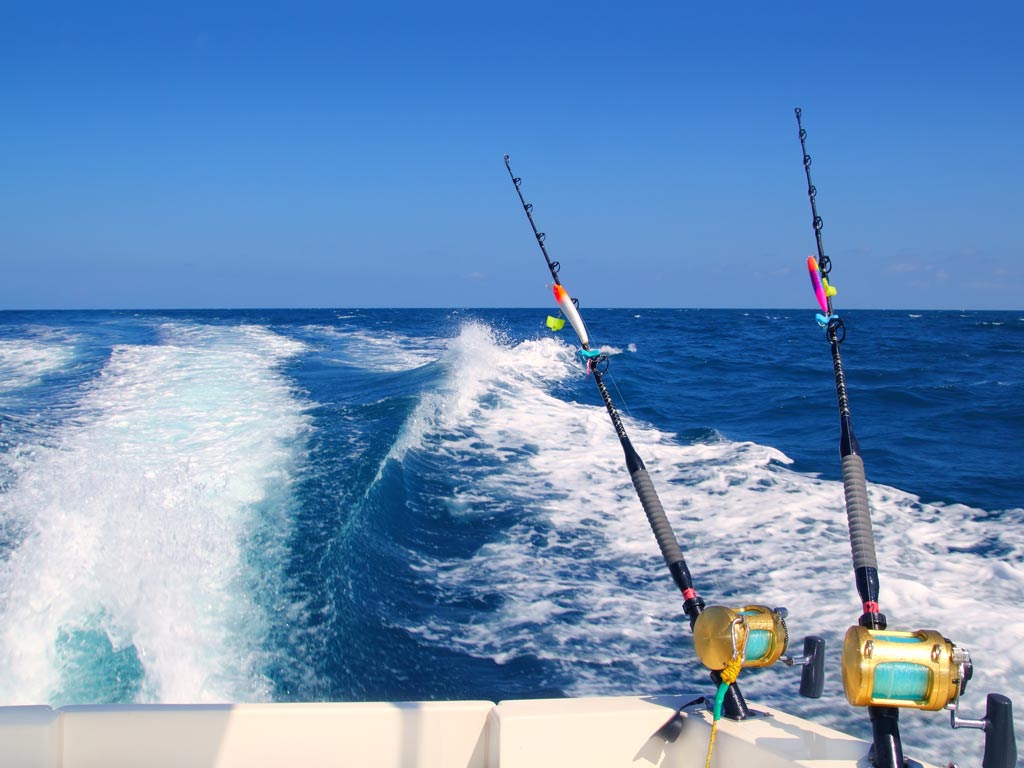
[807,256,830,315]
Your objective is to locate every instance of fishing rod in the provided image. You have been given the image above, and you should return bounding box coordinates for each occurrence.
[795,107,1015,768]
[503,155,826,732]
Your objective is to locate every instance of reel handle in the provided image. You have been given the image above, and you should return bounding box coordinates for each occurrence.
[798,636,826,699]
[782,635,826,699]
[953,692,1016,768]
[982,694,1016,768]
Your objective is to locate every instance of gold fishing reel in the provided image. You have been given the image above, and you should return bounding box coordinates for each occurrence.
[842,626,972,711]
[693,605,789,671]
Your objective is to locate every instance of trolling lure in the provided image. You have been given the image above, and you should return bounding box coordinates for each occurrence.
[552,283,589,347]
[795,107,1015,768]
[504,155,826,734]
[806,256,836,325]
[550,283,603,371]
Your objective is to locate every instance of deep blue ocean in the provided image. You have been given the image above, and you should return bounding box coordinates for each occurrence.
[0,308,1020,765]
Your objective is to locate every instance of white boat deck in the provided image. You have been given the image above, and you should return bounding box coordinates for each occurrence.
[0,694,911,767]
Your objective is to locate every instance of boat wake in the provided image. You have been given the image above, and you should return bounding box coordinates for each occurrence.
[0,323,310,705]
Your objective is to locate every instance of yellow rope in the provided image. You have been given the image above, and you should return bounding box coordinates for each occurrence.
[704,655,744,768]
[720,657,743,686]
[704,719,720,768]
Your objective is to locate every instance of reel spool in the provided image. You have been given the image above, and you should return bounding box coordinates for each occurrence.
[842,626,970,711]
[693,605,789,670]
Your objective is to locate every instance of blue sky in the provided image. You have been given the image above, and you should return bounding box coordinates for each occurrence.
[2,2,1021,310]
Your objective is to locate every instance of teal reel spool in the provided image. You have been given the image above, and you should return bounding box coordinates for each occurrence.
[692,605,789,671]
[842,627,967,711]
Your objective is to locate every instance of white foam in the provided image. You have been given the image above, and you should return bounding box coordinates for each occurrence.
[0,323,310,705]
[379,321,578,475]
[394,321,1023,767]
[0,335,76,392]
[302,325,443,372]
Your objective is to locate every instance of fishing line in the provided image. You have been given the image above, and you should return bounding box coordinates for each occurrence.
[593,357,724,595]
[603,362,633,419]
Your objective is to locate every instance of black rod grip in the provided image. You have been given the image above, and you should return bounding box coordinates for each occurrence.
[630,467,686,570]
[841,453,877,571]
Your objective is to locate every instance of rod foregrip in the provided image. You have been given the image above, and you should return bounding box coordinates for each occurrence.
[630,467,686,568]
[631,465,704,621]
[841,453,877,571]
[842,453,885,626]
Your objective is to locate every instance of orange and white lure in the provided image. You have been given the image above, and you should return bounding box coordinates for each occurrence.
[552,283,591,349]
